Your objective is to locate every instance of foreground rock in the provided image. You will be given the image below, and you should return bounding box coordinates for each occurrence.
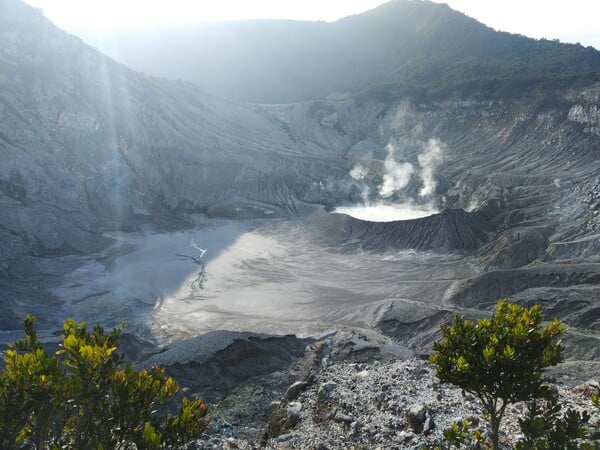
[186,336,599,449]
[258,360,598,449]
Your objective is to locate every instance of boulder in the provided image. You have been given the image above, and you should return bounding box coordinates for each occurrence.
[406,404,427,433]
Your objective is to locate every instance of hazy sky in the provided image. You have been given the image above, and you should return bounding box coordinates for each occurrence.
[23,0,600,49]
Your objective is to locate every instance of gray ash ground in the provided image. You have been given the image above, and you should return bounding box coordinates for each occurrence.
[188,345,600,449]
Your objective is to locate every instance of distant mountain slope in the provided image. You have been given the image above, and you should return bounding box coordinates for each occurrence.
[77,0,600,103]
[0,0,351,263]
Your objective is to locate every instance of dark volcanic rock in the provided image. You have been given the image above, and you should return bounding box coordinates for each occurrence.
[284,381,310,402]
[406,404,427,433]
[349,208,495,252]
[309,207,496,253]
[140,331,312,401]
[375,305,454,351]
[448,264,600,309]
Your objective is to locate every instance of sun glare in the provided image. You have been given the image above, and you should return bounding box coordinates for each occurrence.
[22,0,388,29]
[21,0,600,49]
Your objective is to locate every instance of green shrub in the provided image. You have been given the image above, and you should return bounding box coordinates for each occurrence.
[438,419,485,449]
[430,300,564,450]
[515,389,592,450]
[0,315,209,449]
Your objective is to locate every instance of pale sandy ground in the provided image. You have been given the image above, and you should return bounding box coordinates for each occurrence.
[51,217,476,344]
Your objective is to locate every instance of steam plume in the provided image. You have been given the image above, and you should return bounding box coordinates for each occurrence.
[378,144,415,197]
[350,164,367,181]
[418,138,444,197]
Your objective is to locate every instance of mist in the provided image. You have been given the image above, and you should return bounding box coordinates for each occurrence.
[337,136,447,222]
[418,138,445,197]
[378,143,415,197]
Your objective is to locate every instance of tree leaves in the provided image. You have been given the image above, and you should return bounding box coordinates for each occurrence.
[0,316,209,449]
[430,299,565,450]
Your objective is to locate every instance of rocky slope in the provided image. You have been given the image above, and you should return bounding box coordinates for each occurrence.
[257,360,599,449]
[179,334,600,449]
[0,0,347,323]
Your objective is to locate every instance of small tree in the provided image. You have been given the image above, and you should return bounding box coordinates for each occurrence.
[430,300,564,450]
[0,315,209,449]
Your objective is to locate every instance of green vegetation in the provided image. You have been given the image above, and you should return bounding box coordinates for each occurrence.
[439,420,484,449]
[430,300,565,450]
[431,300,600,449]
[0,316,209,449]
[515,392,591,450]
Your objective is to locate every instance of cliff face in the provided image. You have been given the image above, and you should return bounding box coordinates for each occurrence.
[568,85,600,136]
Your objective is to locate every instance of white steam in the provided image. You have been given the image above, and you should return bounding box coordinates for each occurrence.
[418,138,445,198]
[378,144,415,197]
[349,163,371,203]
[339,138,446,222]
[350,164,368,181]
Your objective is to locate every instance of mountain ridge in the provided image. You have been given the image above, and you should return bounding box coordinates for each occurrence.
[72,0,600,103]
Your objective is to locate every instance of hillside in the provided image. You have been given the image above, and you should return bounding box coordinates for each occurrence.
[0,0,349,326]
[76,0,600,103]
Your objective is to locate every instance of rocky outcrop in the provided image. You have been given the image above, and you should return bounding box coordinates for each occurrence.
[567,85,600,136]
[325,207,495,252]
[446,264,600,309]
[140,331,312,402]
[190,356,600,449]
[569,104,600,135]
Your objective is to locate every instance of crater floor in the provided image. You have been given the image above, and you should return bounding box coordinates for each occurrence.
[47,218,476,345]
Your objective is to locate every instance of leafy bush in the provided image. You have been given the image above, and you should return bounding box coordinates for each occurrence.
[0,315,209,449]
[430,300,564,450]
[437,419,485,449]
[515,389,592,450]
